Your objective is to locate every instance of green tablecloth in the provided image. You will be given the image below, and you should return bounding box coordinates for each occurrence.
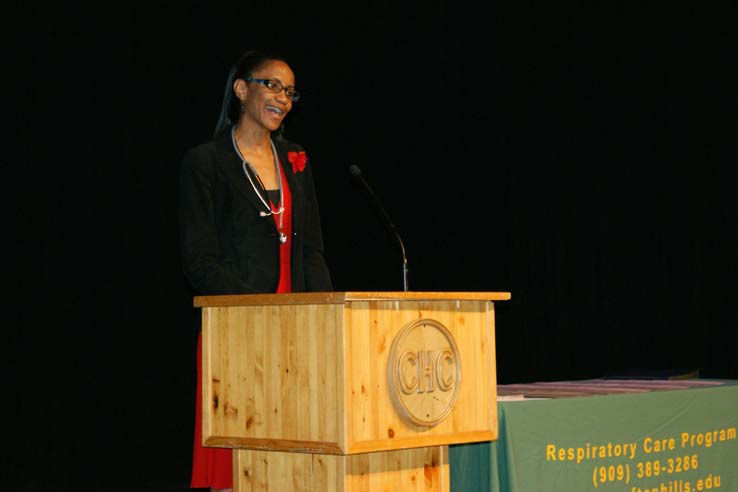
[451,382,738,492]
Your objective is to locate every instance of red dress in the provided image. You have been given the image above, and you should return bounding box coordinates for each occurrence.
[190,162,293,489]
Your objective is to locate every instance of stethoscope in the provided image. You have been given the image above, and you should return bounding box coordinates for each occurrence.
[231,126,287,243]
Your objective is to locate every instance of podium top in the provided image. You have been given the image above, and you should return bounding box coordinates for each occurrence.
[194,291,511,308]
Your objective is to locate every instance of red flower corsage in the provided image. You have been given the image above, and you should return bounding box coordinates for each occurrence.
[287,151,307,173]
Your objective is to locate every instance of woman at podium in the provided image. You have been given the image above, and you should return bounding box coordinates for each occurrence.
[178,48,333,491]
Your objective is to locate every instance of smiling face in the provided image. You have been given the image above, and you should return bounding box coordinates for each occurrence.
[234,59,295,133]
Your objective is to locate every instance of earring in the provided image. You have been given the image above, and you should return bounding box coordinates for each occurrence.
[240,100,246,112]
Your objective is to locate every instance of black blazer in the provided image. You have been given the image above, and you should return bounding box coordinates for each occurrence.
[178,129,333,295]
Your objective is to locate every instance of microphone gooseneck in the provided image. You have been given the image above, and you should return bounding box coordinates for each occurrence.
[349,164,409,291]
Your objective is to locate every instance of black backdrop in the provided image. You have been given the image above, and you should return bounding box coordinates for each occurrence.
[9,2,737,491]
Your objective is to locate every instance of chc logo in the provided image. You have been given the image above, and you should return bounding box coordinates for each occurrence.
[387,319,462,428]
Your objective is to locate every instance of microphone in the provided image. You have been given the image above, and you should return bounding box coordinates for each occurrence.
[348,164,409,291]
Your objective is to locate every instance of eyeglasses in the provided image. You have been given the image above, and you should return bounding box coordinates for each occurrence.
[244,77,300,102]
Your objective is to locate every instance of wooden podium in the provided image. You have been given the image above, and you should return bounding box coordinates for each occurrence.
[194,291,510,491]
